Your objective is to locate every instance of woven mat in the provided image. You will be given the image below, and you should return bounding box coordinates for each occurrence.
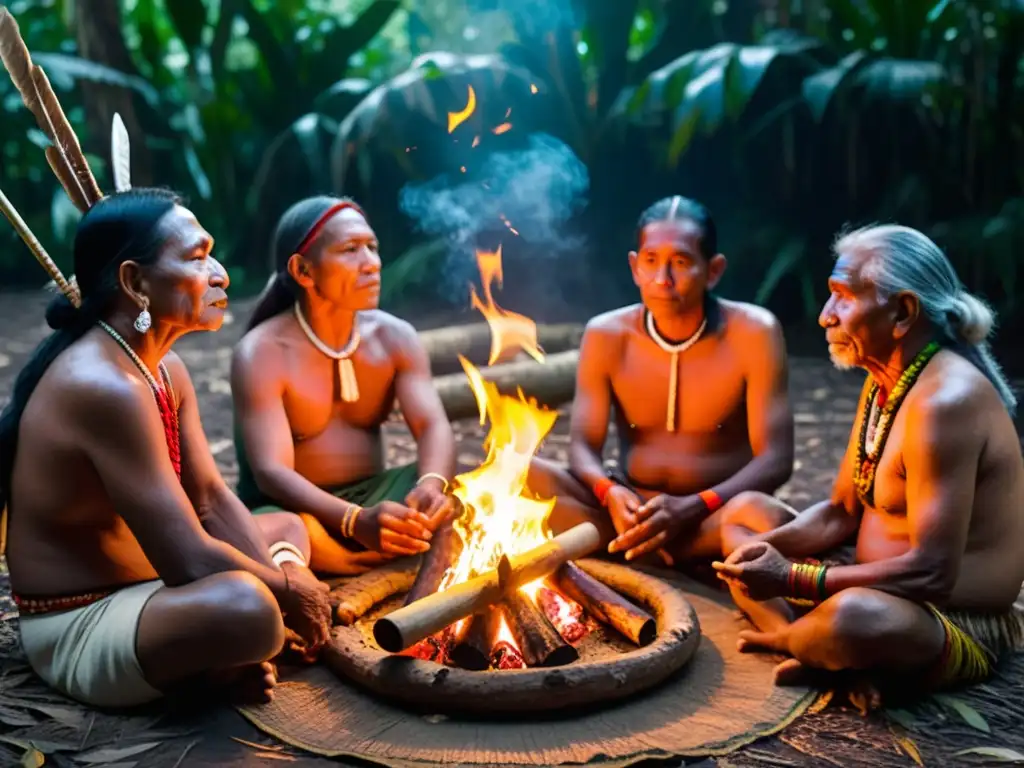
[238,575,816,767]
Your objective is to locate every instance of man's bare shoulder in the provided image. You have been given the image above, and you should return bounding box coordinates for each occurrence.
[583,305,642,341]
[910,350,1003,422]
[364,310,423,357]
[233,313,293,369]
[45,336,158,425]
[719,299,784,340]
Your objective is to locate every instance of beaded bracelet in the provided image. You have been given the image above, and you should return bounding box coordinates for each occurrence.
[788,562,828,602]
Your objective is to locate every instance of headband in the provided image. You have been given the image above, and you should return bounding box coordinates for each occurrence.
[294,201,366,256]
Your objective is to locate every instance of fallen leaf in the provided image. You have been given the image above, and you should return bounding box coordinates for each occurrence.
[935,694,991,733]
[0,705,38,727]
[895,735,924,766]
[230,737,282,751]
[953,746,1024,762]
[75,742,160,763]
[20,747,44,767]
[252,752,295,762]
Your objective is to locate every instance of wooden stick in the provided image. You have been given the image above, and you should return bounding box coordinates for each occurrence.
[555,561,656,646]
[372,521,601,652]
[502,590,578,667]
[420,322,583,375]
[402,520,462,606]
[448,606,502,670]
[433,349,579,421]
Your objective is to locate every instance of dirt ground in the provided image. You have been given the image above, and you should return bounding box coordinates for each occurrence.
[0,291,1022,767]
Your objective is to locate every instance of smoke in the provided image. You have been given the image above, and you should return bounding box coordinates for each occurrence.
[398,133,590,302]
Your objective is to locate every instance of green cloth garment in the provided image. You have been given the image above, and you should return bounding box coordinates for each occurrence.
[233,414,420,514]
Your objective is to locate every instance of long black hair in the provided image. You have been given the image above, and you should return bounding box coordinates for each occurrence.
[0,188,182,512]
[245,195,365,331]
[635,195,718,259]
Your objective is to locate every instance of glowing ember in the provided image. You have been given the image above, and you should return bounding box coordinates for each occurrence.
[530,83,538,94]
[536,587,590,643]
[472,136,481,148]
[492,122,512,135]
[448,85,477,133]
[468,246,543,365]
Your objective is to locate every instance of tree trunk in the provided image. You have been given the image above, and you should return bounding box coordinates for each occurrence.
[72,0,154,187]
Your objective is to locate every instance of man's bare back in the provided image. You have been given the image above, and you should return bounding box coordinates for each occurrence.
[855,351,1024,609]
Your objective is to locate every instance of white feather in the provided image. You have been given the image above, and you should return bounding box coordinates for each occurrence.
[110,112,131,192]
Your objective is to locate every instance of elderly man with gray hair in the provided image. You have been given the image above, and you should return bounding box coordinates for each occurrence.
[710,223,1024,699]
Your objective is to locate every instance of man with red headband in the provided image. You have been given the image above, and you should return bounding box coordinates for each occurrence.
[231,196,458,575]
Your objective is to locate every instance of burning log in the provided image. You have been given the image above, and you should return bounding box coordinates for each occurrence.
[502,591,578,667]
[448,606,502,670]
[373,521,601,653]
[433,349,579,421]
[555,561,656,646]
[420,322,583,375]
[403,520,462,606]
[536,586,590,643]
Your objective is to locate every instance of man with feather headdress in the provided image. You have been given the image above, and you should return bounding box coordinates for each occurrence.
[0,7,332,708]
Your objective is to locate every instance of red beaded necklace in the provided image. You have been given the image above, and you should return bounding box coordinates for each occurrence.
[98,321,181,480]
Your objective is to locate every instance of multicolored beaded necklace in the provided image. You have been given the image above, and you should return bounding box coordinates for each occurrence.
[852,340,941,506]
[97,321,181,480]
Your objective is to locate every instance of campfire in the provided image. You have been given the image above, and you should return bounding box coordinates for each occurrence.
[369,248,657,671]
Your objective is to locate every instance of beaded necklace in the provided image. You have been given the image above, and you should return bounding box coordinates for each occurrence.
[644,309,707,432]
[97,321,181,480]
[852,340,941,506]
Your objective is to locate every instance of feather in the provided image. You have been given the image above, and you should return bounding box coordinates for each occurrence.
[0,187,80,307]
[0,8,103,208]
[111,112,131,192]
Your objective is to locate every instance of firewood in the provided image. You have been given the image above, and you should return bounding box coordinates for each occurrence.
[433,349,579,421]
[402,520,462,606]
[555,561,656,646]
[448,606,502,670]
[419,322,583,375]
[501,590,578,667]
[372,522,600,652]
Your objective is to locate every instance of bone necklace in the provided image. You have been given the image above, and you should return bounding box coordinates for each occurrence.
[644,309,707,432]
[294,303,361,402]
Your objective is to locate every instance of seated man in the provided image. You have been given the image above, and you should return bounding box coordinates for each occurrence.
[1,187,332,709]
[714,224,1024,693]
[232,196,458,575]
[533,195,795,564]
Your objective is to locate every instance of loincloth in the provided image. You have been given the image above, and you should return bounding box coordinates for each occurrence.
[245,462,419,522]
[18,580,164,708]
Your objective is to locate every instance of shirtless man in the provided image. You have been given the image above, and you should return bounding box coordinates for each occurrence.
[1,189,332,709]
[714,224,1024,692]
[546,196,795,565]
[232,196,458,575]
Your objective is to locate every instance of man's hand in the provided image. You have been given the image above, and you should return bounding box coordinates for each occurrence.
[278,563,332,650]
[354,501,433,556]
[605,485,642,539]
[712,541,792,600]
[405,481,459,531]
[608,494,705,561]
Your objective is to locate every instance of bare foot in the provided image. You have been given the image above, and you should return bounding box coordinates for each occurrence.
[207,662,278,705]
[773,657,810,685]
[846,676,884,714]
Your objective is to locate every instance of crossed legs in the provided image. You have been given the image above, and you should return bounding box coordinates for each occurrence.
[718,492,946,690]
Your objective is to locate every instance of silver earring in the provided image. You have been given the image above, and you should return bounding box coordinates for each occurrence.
[134,307,152,334]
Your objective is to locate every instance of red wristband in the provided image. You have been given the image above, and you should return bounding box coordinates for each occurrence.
[593,477,615,507]
[698,489,723,513]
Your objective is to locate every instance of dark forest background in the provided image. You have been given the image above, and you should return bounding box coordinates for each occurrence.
[1,0,1022,353]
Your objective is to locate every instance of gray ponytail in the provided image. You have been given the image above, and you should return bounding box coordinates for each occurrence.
[836,224,1017,414]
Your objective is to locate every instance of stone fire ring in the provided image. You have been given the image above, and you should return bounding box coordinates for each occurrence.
[323,557,701,715]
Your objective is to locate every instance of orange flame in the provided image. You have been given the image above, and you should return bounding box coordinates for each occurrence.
[448,85,477,133]
[469,246,543,366]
